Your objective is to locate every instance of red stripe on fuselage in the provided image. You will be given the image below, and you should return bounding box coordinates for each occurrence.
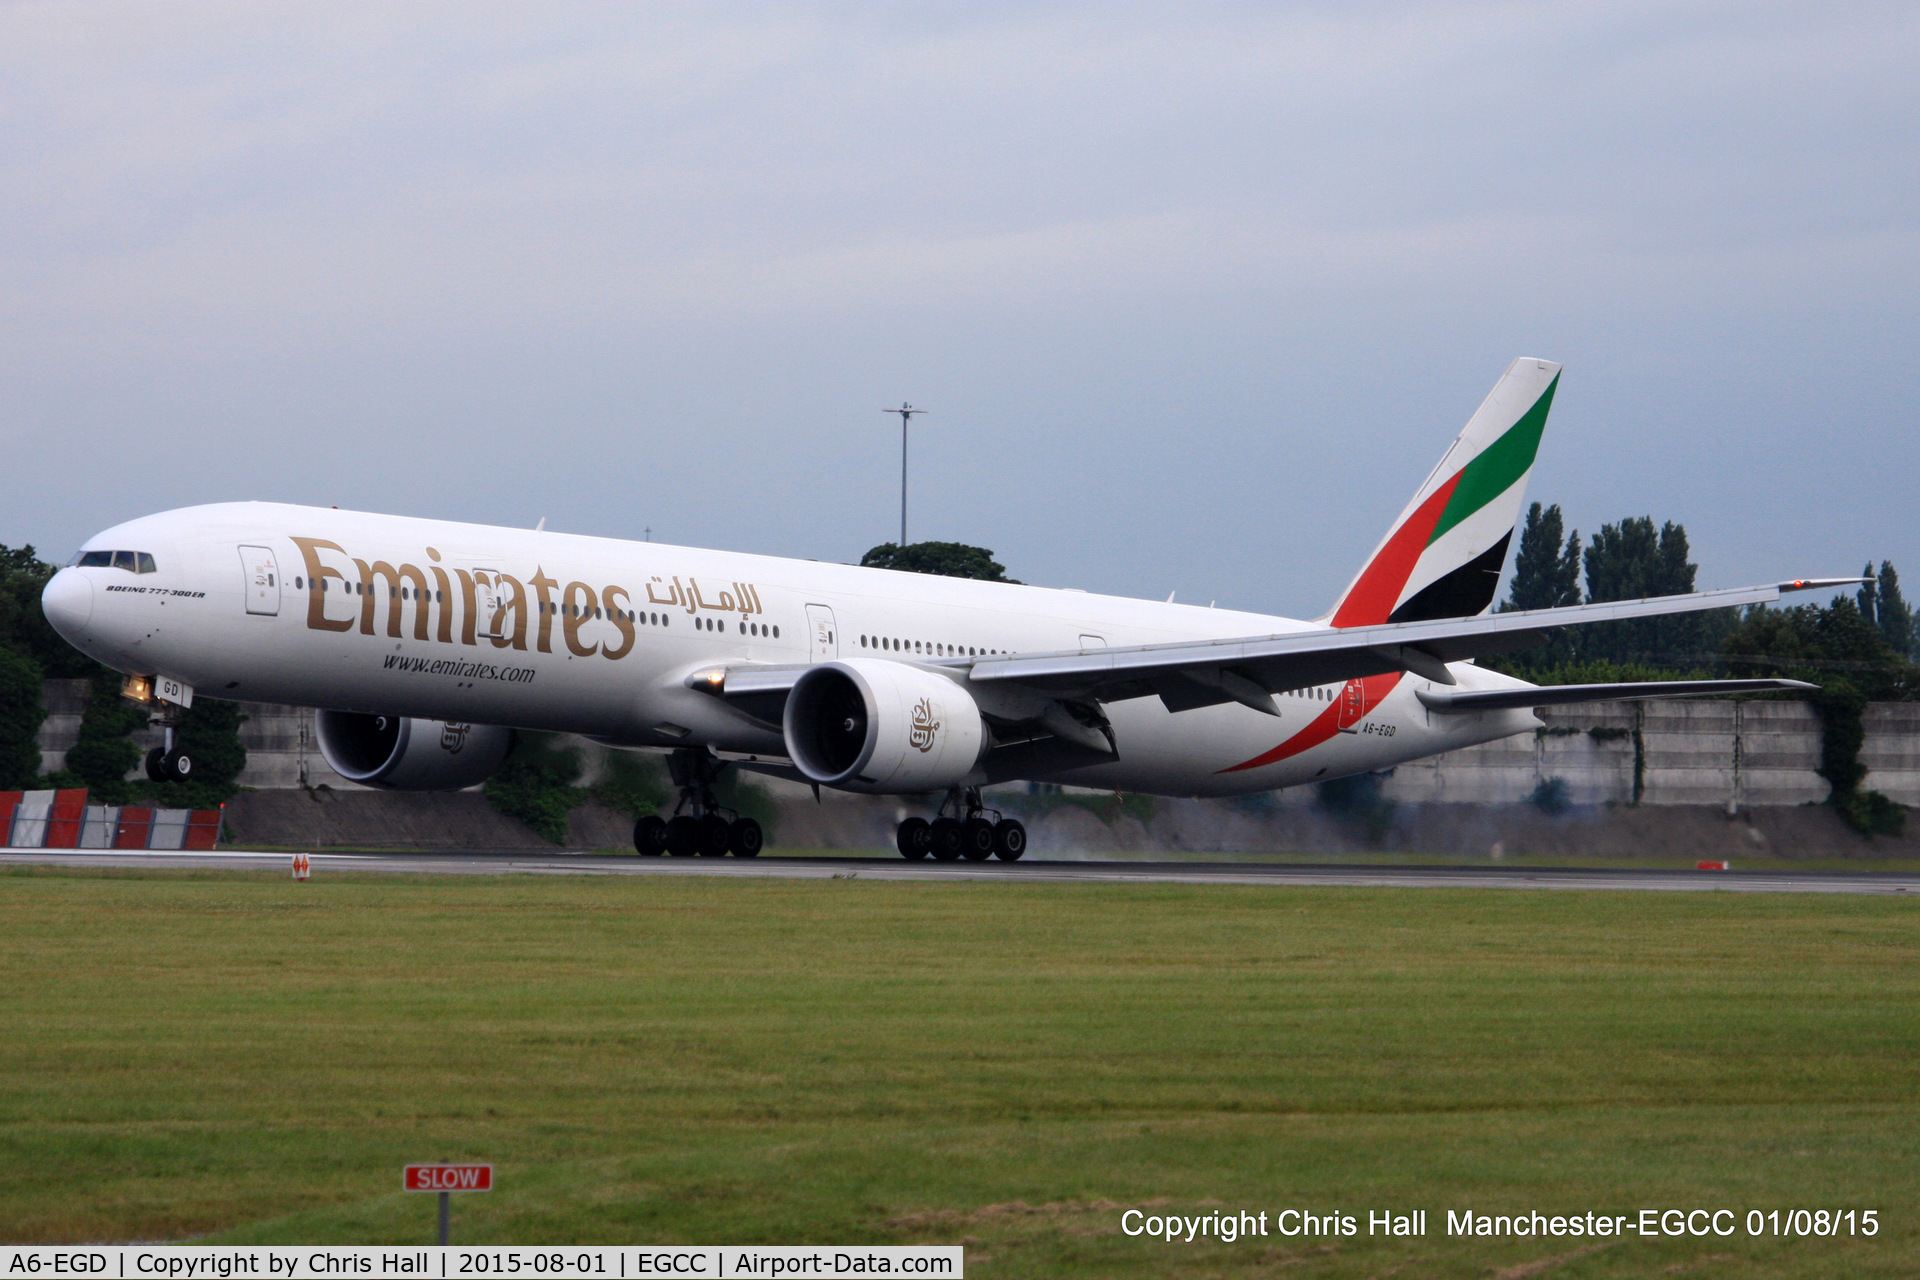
[1219,671,1404,774]
[1328,472,1461,629]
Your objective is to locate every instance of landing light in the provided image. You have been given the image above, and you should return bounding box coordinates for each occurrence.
[121,674,153,705]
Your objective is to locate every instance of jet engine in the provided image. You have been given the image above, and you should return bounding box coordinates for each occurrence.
[314,710,514,790]
[784,658,988,792]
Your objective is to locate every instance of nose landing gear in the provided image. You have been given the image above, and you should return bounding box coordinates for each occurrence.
[143,721,193,784]
[633,748,763,858]
[896,788,1025,861]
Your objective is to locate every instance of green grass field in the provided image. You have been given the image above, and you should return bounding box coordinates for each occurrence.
[3,865,1918,1277]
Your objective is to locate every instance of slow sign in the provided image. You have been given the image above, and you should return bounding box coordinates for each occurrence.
[405,1163,492,1192]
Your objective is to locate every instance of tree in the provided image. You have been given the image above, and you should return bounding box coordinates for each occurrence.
[0,648,46,788]
[1579,516,1726,664]
[860,541,1018,582]
[1497,502,1582,669]
[1502,503,1582,611]
[59,670,151,804]
[484,731,586,844]
[1584,516,1694,601]
[1720,595,1911,703]
[1875,561,1913,659]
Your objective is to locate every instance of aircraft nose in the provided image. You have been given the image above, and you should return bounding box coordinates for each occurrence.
[41,568,93,640]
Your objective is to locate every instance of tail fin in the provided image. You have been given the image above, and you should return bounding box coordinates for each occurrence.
[1326,357,1561,628]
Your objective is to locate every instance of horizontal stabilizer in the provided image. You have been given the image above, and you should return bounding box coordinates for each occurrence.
[1416,678,1816,715]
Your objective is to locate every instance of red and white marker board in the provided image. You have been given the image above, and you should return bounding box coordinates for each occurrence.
[405,1164,493,1192]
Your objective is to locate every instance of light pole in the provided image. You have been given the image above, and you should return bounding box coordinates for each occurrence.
[883,403,927,548]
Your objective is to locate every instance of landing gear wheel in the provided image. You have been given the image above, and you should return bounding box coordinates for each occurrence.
[665,815,701,856]
[896,817,930,860]
[634,815,668,856]
[728,818,763,858]
[697,813,732,856]
[962,817,997,861]
[993,819,1027,861]
[929,817,964,862]
[147,748,193,783]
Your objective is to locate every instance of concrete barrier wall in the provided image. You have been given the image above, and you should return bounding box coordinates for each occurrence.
[34,680,89,776]
[28,681,1920,807]
[1376,699,1856,808]
[1862,703,1920,807]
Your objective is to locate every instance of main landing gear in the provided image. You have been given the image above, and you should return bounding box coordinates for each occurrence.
[633,748,763,858]
[896,788,1026,862]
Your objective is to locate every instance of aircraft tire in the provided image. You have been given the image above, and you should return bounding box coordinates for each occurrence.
[896,817,930,860]
[697,813,733,855]
[728,818,763,858]
[993,819,1027,861]
[929,818,964,861]
[145,747,169,782]
[665,815,701,856]
[961,817,997,861]
[634,815,668,856]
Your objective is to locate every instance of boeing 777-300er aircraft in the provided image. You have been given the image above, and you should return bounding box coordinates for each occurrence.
[42,358,1843,860]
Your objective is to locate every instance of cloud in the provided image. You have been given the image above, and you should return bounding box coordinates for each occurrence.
[0,2,1914,610]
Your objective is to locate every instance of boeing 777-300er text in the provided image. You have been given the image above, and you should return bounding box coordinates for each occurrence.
[42,358,1846,860]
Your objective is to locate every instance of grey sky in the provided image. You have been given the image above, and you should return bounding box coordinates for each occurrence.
[2,2,1914,618]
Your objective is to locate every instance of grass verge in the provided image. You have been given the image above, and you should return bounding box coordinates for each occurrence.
[2,866,1917,1277]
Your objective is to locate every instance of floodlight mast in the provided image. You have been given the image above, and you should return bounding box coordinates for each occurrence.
[883,403,927,548]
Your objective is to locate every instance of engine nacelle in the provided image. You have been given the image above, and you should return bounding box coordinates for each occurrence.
[784,659,989,793]
[314,710,514,790]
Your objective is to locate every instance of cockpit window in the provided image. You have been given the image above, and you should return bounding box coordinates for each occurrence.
[74,550,157,574]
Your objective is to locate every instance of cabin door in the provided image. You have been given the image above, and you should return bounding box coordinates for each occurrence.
[239,545,280,616]
[469,570,506,641]
[805,605,838,662]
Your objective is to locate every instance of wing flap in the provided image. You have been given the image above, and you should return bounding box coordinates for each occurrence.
[1417,678,1816,714]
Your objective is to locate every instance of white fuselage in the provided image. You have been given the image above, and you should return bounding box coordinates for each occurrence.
[46,502,1542,797]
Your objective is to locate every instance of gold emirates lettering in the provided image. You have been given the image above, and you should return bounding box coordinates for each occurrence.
[290,537,762,663]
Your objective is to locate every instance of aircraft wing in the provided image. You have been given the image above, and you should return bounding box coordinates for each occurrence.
[686,577,1852,735]
[965,578,1859,715]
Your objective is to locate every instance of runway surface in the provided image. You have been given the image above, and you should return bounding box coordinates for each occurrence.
[6,848,1920,894]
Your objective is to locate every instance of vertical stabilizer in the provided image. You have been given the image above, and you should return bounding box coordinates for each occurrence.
[1326,358,1561,628]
